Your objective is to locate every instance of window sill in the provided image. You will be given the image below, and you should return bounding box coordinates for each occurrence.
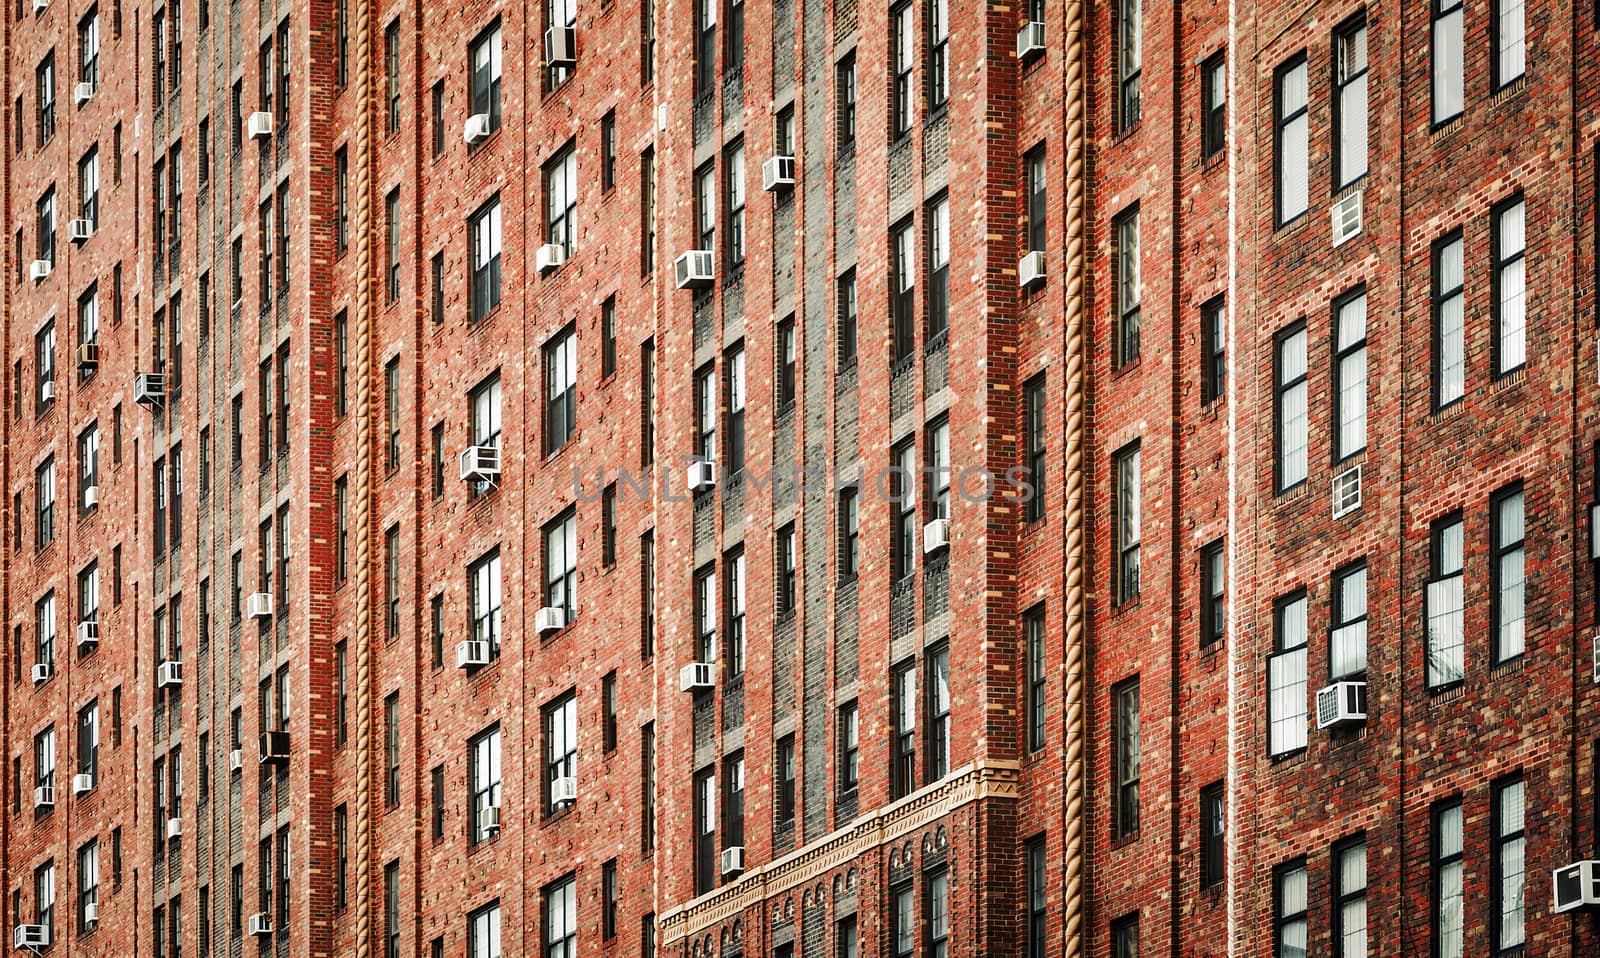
[1491,75,1528,107]
[1110,354,1141,379]
[467,127,503,156]
[1429,115,1464,141]
[1108,831,1139,852]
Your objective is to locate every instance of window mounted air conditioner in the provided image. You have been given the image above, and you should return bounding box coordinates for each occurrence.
[674,250,715,290]
[721,846,745,875]
[260,730,290,765]
[29,260,52,282]
[77,342,99,369]
[247,592,274,619]
[83,485,99,510]
[459,445,501,483]
[12,925,49,950]
[463,113,492,145]
[39,380,54,404]
[481,804,502,834]
[165,816,182,840]
[1314,680,1367,729]
[75,620,98,651]
[229,749,243,773]
[1016,21,1046,61]
[82,903,98,925]
[157,660,182,688]
[1019,250,1047,289]
[923,517,950,554]
[679,662,715,691]
[134,371,166,406]
[247,112,273,140]
[74,81,94,106]
[1331,464,1362,519]
[687,459,717,492]
[455,639,490,670]
[551,775,578,805]
[72,772,94,795]
[762,155,795,192]
[1331,190,1363,247]
[544,26,576,67]
[1553,860,1600,913]
[31,663,52,684]
[29,0,46,13]
[535,606,567,636]
[535,243,567,275]
[68,218,93,243]
[247,913,272,937]
[32,786,54,810]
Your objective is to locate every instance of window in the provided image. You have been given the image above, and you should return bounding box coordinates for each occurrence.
[891,441,916,582]
[693,564,716,662]
[640,530,656,658]
[76,699,98,780]
[1113,443,1141,603]
[470,23,503,135]
[891,883,914,958]
[601,484,618,566]
[79,11,100,88]
[38,53,56,146]
[1025,607,1046,750]
[1198,781,1226,887]
[1334,289,1367,460]
[727,346,746,472]
[641,723,656,853]
[777,525,796,619]
[928,195,950,341]
[1330,562,1368,678]
[726,142,746,267]
[470,549,502,656]
[1333,838,1367,958]
[836,53,857,148]
[724,0,745,74]
[1200,540,1225,647]
[641,147,656,275]
[430,765,444,839]
[1201,51,1226,160]
[384,525,400,637]
[79,149,99,229]
[469,726,502,844]
[1024,146,1047,254]
[1275,55,1309,225]
[776,734,796,831]
[1017,838,1045,958]
[602,672,618,752]
[1427,518,1465,690]
[694,162,715,251]
[694,0,717,95]
[694,363,717,465]
[1111,914,1139,958]
[640,0,655,84]
[600,112,616,191]
[543,510,577,623]
[1274,860,1308,958]
[1114,206,1140,365]
[775,105,795,157]
[722,753,745,854]
[1492,775,1525,953]
[1433,232,1465,408]
[892,219,915,362]
[692,767,716,892]
[838,269,858,364]
[1110,677,1141,839]
[1268,592,1309,756]
[384,357,400,470]
[384,21,400,133]
[469,901,501,958]
[838,701,859,795]
[1117,0,1141,129]
[1491,484,1525,663]
[35,725,56,797]
[78,424,99,514]
[36,458,56,549]
[839,487,860,580]
[891,3,913,138]
[430,81,444,156]
[35,861,55,941]
[77,562,99,630]
[1274,322,1308,491]
[546,0,577,87]
[335,148,349,253]
[382,860,399,958]
[926,870,949,958]
[334,640,349,745]
[469,373,502,497]
[1334,18,1368,188]
[727,551,746,674]
[34,595,56,670]
[36,188,55,266]
[545,144,578,257]
[383,692,399,807]
[430,595,444,668]
[1433,799,1464,958]
[1492,196,1526,376]
[925,644,950,781]
[385,189,400,301]
[470,197,503,321]
[601,296,617,378]
[1493,0,1525,89]
[890,662,916,798]
[544,693,577,813]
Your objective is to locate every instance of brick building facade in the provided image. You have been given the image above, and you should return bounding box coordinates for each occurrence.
[4,0,1600,954]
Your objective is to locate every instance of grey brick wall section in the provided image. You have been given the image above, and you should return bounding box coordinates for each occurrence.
[773,200,797,304]
[833,151,856,262]
[802,900,826,956]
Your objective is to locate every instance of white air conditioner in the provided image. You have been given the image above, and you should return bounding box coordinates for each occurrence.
[535,606,567,635]
[1553,860,1600,913]
[32,786,54,810]
[551,775,578,804]
[39,380,54,404]
[74,81,94,106]
[166,816,182,839]
[29,260,52,282]
[82,902,98,925]
[679,662,715,691]
[72,772,94,795]
[721,846,745,875]
[544,26,576,67]
[459,445,501,483]
[12,925,49,950]
[1331,190,1363,246]
[68,218,93,242]
[687,459,717,491]
[29,0,46,12]
[260,730,290,764]
[481,803,502,833]
[1331,464,1362,519]
[75,620,98,651]
[1018,250,1047,288]
[923,517,950,554]
[248,112,273,140]
[31,662,52,684]
[762,155,796,192]
[1017,21,1046,60]
[83,485,98,510]
[247,592,274,619]
[229,748,243,772]
[455,639,490,670]
[674,250,715,289]
[157,660,183,688]
[134,371,166,405]
[247,913,272,937]
[1315,680,1367,729]
[77,342,99,369]
[463,113,492,144]
[536,243,567,275]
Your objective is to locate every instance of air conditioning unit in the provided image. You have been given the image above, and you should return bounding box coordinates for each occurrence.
[544,26,576,67]
[687,459,717,491]
[1019,250,1047,289]
[463,113,492,145]
[29,260,52,282]
[83,485,99,510]
[29,0,45,12]
[679,662,715,691]
[77,342,99,369]
[165,816,182,840]
[1331,464,1362,519]
[762,155,795,192]
[535,606,567,635]
[68,218,93,243]
[32,786,54,810]
[674,250,715,290]
[247,592,274,619]
[82,902,98,925]
[134,371,166,406]
[1331,190,1363,246]
[455,639,490,670]
[75,620,98,651]
[1315,680,1367,729]
[247,112,273,140]
[481,803,502,834]
[1553,860,1600,913]
[551,775,578,805]
[31,662,52,684]
[260,730,290,765]
[247,913,272,937]
[12,925,49,950]
[923,517,950,554]
[459,445,501,483]
[157,660,182,688]
[72,772,94,795]
[74,81,94,106]
[536,243,567,275]
[721,846,745,875]
[39,380,54,404]
[228,748,243,772]
[1017,21,1046,60]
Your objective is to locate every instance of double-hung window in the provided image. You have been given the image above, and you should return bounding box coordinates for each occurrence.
[470,197,503,322]
[891,4,914,138]
[546,0,576,88]
[77,840,97,933]
[928,196,950,342]
[1492,196,1526,376]
[1275,56,1309,226]
[1115,206,1141,365]
[1432,0,1464,125]
[469,23,503,135]
[1333,18,1368,188]
[78,424,98,514]
[1114,443,1141,604]
[1024,375,1046,521]
[79,149,99,229]
[544,876,577,958]
[890,661,916,798]
[469,727,501,844]
[469,549,502,657]
[725,142,745,267]
[726,551,745,675]
[1200,540,1225,647]
[892,219,916,364]
[1268,592,1309,756]
[469,901,502,958]
[693,769,717,891]
[1433,799,1465,958]
[1201,782,1225,887]
[1491,485,1525,663]
[695,163,715,251]
[777,525,796,619]
[927,418,950,523]
[1275,322,1308,492]
[469,374,501,498]
[1334,292,1368,462]
[1026,838,1047,957]
[1274,861,1308,958]
[1201,51,1225,161]
[1024,146,1047,255]
[1433,232,1465,408]
[727,346,746,474]
[36,458,56,549]
[695,364,717,466]
[1117,0,1141,129]
[1492,775,1525,953]
[1493,0,1525,89]
[1025,607,1046,751]
[544,328,576,453]
[545,145,577,258]
[543,694,577,813]
[926,870,950,958]
[79,13,100,90]
[36,591,56,673]
[1427,514,1466,688]
[694,565,716,663]
[694,0,716,97]
[37,54,56,146]
[928,0,949,111]
[1112,677,1140,838]
[891,441,916,582]
[1330,562,1368,679]
[35,726,56,796]
[1333,838,1368,958]
[544,510,577,624]
[925,644,950,782]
